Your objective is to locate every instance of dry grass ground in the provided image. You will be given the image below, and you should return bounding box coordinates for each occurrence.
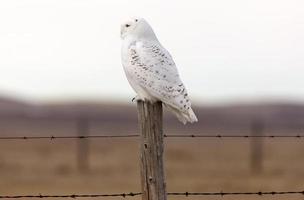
[1,137,304,200]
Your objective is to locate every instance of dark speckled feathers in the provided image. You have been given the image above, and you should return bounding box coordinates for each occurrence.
[126,41,192,113]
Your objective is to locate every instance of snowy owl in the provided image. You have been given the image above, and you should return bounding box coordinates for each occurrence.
[121,18,198,124]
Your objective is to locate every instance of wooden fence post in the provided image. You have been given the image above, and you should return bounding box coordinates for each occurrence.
[250,119,264,174]
[77,118,90,173]
[137,100,167,200]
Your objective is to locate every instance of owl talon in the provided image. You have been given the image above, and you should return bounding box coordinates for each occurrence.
[132,95,142,102]
[132,96,139,102]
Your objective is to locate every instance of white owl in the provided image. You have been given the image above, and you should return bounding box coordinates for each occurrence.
[121,18,198,124]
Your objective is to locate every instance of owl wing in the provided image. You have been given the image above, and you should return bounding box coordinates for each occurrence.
[129,41,192,114]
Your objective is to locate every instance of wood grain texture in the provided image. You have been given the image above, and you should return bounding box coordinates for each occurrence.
[137,100,167,200]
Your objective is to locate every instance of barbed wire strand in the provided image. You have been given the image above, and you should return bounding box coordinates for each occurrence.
[0,135,139,140]
[164,134,304,138]
[0,134,304,140]
[1,191,304,198]
[0,192,141,199]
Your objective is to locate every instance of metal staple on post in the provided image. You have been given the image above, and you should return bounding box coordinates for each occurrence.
[137,100,167,200]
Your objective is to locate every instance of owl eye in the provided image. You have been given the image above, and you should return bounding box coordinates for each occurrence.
[125,24,130,28]
[135,19,138,22]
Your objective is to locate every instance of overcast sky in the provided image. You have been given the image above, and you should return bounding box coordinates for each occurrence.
[0,0,303,104]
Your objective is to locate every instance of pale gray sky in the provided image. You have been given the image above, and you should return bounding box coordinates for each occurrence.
[0,0,303,104]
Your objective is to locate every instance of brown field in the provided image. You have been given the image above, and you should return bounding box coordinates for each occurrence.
[1,136,304,200]
[0,99,304,199]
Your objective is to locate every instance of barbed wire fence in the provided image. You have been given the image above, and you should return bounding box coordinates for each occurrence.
[1,132,304,199]
[1,190,304,199]
[1,102,304,199]
[1,134,304,140]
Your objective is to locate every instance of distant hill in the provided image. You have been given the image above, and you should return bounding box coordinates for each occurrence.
[0,96,31,117]
[0,96,303,134]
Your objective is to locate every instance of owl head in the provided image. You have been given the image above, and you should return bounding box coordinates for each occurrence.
[120,18,157,40]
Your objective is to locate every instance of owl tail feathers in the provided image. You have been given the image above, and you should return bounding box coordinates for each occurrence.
[165,104,198,124]
[187,108,198,123]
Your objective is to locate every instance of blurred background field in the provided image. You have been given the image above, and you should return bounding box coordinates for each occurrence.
[0,96,304,200]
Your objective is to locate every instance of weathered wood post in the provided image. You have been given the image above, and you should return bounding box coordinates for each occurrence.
[250,119,264,174]
[137,100,167,200]
[77,117,90,172]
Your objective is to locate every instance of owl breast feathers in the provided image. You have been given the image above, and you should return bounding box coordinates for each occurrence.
[121,18,198,124]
